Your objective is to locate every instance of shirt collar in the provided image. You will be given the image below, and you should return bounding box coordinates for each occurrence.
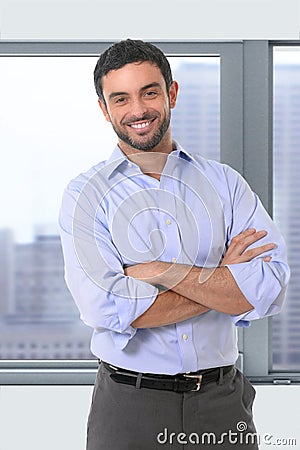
[172,141,197,164]
[102,145,128,178]
[103,141,196,179]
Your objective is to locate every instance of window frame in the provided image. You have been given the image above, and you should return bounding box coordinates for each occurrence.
[0,40,298,385]
[243,40,300,385]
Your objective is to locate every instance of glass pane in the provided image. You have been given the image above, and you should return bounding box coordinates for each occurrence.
[273,47,300,371]
[171,57,220,161]
[0,55,220,360]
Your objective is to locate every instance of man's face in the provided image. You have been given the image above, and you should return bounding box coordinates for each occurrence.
[99,61,178,153]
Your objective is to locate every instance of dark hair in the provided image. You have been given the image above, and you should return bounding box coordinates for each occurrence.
[94,39,173,104]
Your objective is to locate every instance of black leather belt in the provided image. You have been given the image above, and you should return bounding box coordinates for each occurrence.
[102,361,234,393]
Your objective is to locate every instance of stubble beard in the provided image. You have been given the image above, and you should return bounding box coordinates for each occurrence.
[111,112,171,152]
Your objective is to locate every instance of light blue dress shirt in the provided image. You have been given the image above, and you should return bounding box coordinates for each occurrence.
[59,142,290,374]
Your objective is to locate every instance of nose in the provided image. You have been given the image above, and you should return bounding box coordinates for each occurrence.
[130,96,148,118]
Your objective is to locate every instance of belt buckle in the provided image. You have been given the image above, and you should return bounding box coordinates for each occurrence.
[183,373,203,391]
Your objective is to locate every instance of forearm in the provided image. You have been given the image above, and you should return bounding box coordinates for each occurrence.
[131,289,210,328]
[125,229,277,317]
[127,261,253,315]
[157,263,253,315]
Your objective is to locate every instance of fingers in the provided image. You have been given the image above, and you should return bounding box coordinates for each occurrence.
[263,256,272,262]
[230,228,268,250]
[230,229,275,254]
[237,241,275,263]
[221,228,275,266]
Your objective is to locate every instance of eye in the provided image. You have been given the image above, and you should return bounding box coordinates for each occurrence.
[144,90,158,98]
[115,97,126,104]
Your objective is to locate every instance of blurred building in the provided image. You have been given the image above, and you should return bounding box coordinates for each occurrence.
[272,63,300,370]
[0,60,298,368]
[0,228,93,359]
[172,60,220,161]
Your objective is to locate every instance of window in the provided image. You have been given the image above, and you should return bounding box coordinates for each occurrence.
[240,41,300,383]
[0,56,109,362]
[0,55,220,361]
[3,42,296,384]
[273,46,300,371]
[171,57,220,161]
[1,43,232,382]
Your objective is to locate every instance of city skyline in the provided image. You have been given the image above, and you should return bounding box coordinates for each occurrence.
[0,56,218,243]
[0,58,220,360]
[0,54,299,369]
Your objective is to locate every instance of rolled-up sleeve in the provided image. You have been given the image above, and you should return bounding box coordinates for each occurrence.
[59,179,158,350]
[223,166,290,326]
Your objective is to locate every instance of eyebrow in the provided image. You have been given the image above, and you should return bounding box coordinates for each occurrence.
[108,82,162,101]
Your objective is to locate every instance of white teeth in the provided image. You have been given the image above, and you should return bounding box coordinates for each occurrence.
[131,121,151,129]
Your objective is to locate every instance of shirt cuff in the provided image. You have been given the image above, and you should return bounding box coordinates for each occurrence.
[225,259,284,321]
[231,317,251,327]
[112,281,158,349]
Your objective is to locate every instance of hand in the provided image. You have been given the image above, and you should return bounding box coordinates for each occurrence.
[124,228,275,281]
[220,228,275,266]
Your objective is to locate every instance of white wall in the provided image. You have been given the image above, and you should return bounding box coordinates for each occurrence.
[0,386,92,450]
[0,0,300,40]
[1,2,300,450]
[0,385,299,450]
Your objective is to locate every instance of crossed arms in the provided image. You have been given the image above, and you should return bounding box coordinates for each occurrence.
[125,229,276,328]
[60,160,290,342]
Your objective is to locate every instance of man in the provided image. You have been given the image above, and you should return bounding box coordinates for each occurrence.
[59,39,290,449]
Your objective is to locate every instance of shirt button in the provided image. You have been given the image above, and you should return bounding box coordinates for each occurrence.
[171,258,177,263]
[182,334,188,341]
[166,219,172,225]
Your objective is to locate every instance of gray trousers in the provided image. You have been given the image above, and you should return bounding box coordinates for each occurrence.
[86,363,258,450]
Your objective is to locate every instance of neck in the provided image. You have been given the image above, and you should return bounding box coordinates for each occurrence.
[119,132,175,180]
[128,152,169,180]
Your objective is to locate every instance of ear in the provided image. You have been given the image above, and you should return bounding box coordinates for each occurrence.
[98,99,111,123]
[169,81,179,109]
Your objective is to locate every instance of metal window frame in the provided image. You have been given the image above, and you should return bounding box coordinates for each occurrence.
[243,40,300,385]
[0,40,298,385]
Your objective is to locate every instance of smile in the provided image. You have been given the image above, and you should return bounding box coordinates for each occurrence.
[128,119,154,129]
